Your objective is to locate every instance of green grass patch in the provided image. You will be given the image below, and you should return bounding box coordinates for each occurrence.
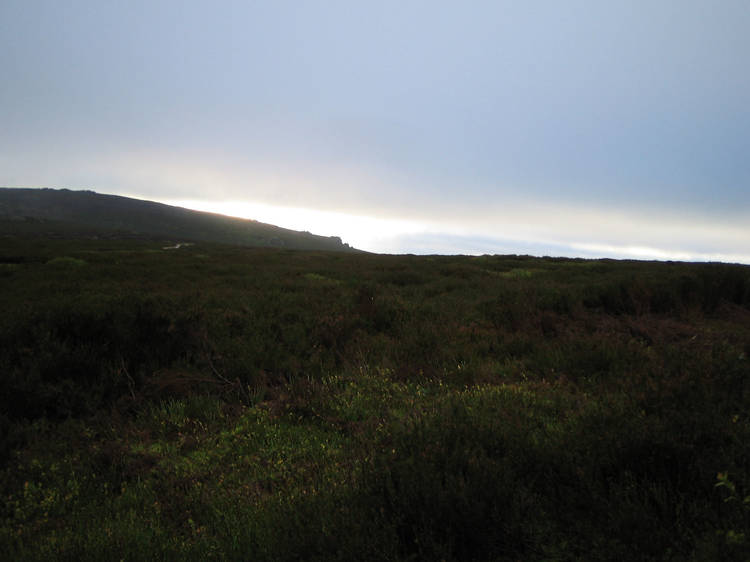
[45,256,87,267]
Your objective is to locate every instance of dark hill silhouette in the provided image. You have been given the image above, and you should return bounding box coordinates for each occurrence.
[0,188,358,252]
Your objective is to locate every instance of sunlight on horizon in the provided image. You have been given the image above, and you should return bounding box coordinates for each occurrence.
[159,197,750,264]
[164,198,433,253]
[568,242,750,265]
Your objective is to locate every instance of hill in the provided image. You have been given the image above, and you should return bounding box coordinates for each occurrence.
[0,187,358,252]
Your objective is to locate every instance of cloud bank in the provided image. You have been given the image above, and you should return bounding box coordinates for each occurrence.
[1,1,748,262]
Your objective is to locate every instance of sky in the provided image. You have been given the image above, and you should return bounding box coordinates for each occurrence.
[1,1,748,261]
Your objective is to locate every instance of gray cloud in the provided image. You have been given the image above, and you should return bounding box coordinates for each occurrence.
[1,1,748,260]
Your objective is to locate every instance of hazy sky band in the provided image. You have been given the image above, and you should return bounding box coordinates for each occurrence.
[1,1,748,260]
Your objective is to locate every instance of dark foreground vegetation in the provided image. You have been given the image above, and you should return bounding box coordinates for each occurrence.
[1,236,749,560]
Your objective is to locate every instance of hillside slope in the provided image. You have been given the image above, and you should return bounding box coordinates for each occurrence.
[0,187,358,251]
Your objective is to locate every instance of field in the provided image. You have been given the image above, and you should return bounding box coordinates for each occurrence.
[1,237,750,560]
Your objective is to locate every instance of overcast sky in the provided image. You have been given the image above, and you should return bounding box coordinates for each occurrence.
[2,1,748,261]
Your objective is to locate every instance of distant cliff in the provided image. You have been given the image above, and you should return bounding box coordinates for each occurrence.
[0,188,359,252]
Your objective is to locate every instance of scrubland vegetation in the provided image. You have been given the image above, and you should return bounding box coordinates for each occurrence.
[1,237,749,560]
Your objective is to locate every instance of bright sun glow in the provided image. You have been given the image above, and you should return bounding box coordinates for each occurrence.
[163,199,432,253]
[153,197,750,263]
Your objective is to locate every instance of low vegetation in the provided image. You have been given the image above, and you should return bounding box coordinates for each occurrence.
[1,236,749,560]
